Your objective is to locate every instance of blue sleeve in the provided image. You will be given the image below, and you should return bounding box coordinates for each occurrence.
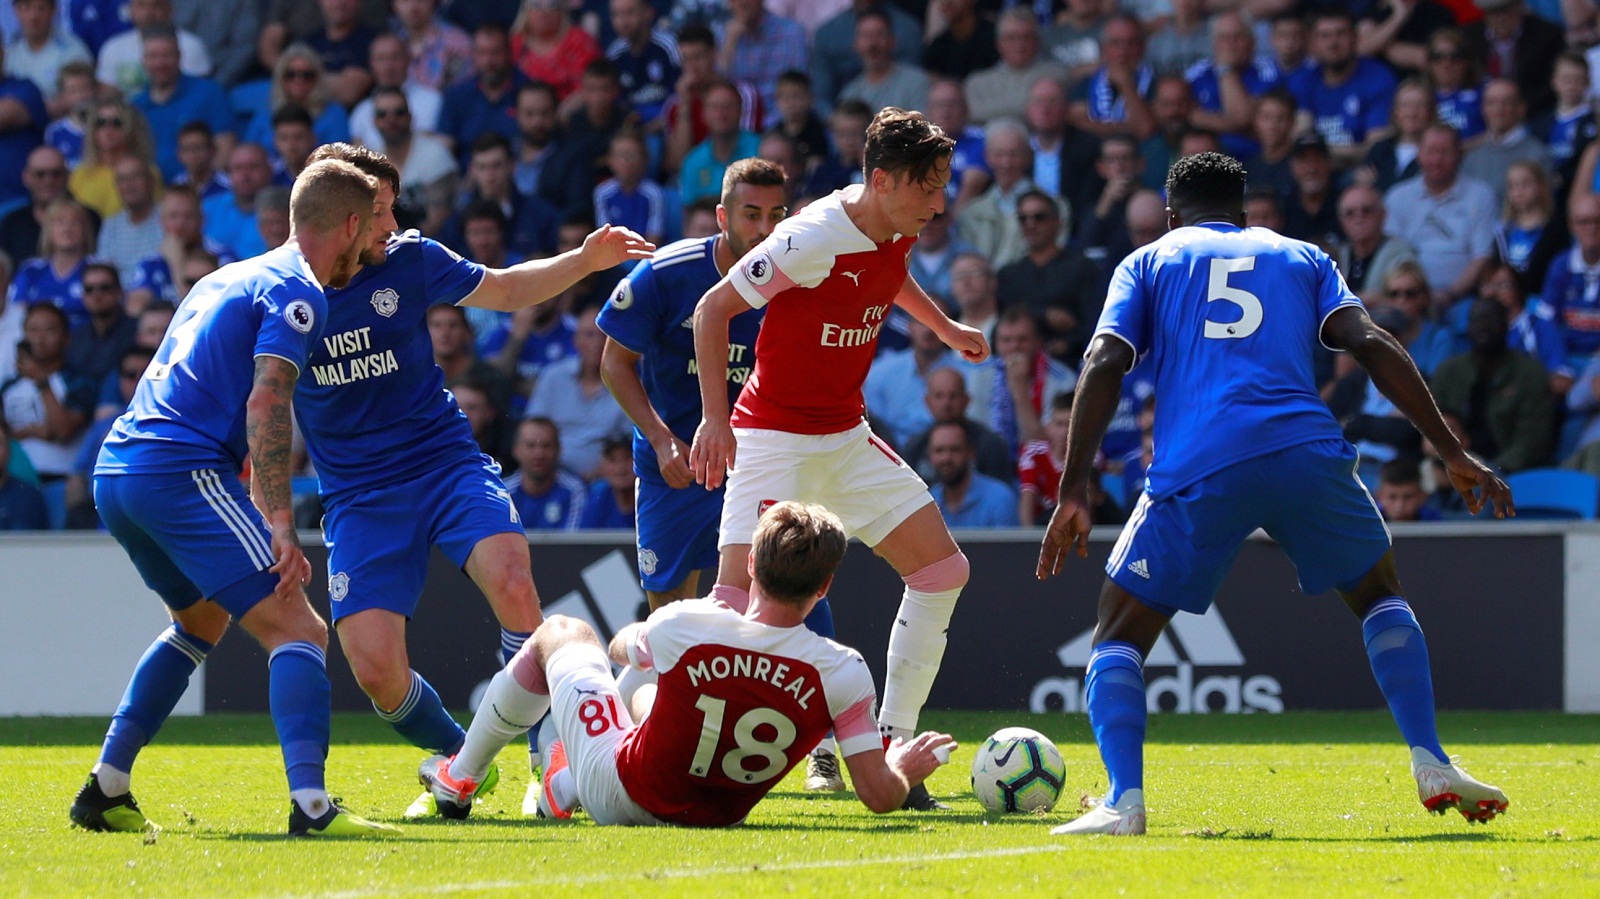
[421,238,488,305]
[1314,249,1362,323]
[1542,263,1567,315]
[1286,69,1313,108]
[253,283,323,371]
[201,80,236,137]
[595,262,664,355]
[1096,254,1152,365]
[1362,66,1397,135]
[437,85,463,139]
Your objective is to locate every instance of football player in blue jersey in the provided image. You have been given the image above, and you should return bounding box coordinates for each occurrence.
[297,143,653,819]
[71,160,397,837]
[1038,152,1514,836]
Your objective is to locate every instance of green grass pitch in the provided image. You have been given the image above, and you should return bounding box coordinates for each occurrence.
[5,712,1596,898]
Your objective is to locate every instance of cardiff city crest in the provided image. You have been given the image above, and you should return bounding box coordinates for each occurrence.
[371,287,400,317]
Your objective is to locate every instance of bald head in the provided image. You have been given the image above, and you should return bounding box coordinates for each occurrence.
[924,367,971,423]
[1126,189,1167,248]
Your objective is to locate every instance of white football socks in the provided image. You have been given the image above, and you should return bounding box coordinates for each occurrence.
[880,552,968,734]
[92,763,130,798]
[451,668,550,783]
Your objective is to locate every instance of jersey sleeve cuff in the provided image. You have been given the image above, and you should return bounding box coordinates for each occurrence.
[252,352,302,378]
[454,267,490,306]
[1090,329,1142,372]
[1318,301,1365,352]
[729,272,771,310]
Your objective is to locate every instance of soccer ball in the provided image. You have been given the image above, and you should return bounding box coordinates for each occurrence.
[970,727,1066,813]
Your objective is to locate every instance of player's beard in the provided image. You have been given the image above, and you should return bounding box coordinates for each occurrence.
[326,238,365,288]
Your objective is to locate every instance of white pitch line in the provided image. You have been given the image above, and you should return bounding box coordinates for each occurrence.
[267,842,1084,899]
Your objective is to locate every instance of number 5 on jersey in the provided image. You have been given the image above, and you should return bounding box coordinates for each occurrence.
[1204,256,1262,340]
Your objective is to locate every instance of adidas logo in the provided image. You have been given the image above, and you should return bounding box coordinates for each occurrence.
[1032,607,1283,715]
[1128,558,1150,579]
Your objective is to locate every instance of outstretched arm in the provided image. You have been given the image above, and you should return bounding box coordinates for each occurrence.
[1037,335,1132,579]
[246,355,311,591]
[1322,305,1514,518]
[461,225,655,311]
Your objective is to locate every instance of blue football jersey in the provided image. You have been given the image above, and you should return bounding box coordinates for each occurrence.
[594,236,763,477]
[1096,223,1361,501]
[294,232,488,500]
[96,245,327,476]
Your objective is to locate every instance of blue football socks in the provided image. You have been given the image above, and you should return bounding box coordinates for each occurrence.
[374,670,466,756]
[97,624,215,784]
[1086,641,1147,805]
[804,596,835,638]
[1362,597,1447,762]
[267,641,331,794]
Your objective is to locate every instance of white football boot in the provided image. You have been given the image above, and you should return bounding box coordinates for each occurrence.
[1411,748,1508,823]
[1050,788,1146,836]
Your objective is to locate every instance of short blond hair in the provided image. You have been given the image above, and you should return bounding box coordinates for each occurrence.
[751,502,848,604]
[289,159,378,234]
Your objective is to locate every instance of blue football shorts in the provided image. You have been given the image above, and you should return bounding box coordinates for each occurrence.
[634,469,723,593]
[1106,438,1392,616]
[94,469,282,617]
[321,455,525,621]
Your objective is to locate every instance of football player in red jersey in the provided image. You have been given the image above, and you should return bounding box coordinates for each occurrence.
[688,108,988,810]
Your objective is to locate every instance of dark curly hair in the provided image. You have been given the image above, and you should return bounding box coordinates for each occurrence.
[1165,151,1247,217]
[863,107,956,186]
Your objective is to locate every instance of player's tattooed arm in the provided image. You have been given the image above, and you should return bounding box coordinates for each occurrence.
[246,355,299,522]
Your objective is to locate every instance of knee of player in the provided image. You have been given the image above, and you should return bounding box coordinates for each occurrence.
[905,551,970,592]
[533,615,602,659]
[343,645,410,702]
[174,602,232,645]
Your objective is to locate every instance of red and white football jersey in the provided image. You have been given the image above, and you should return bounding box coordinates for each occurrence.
[1017,439,1063,515]
[726,187,917,435]
[614,599,880,827]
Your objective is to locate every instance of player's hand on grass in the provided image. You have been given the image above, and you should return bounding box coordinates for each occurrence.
[886,732,958,784]
[267,517,312,590]
[581,224,656,271]
[1037,492,1093,580]
[652,434,694,489]
[690,418,736,490]
[1443,451,1515,519]
[940,320,990,363]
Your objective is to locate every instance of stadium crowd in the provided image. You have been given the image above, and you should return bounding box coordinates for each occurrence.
[3,0,1600,534]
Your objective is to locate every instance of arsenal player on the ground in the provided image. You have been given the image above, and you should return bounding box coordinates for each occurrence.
[687,107,989,810]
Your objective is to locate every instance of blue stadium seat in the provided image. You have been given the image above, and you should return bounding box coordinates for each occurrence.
[1504,468,1600,519]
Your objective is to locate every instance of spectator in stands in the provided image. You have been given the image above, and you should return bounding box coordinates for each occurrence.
[803,98,869,197]
[63,262,134,387]
[244,43,350,151]
[1268,12,1311,78]
[1139,75,1196,191]
[1481,258,1565,382]
[1380,260,1460,377]
[428,302,515,417]
[1336,184,1417,305]
[593,131,665,245]
[957,118,1036,269]
[41,61,92,168]
[925,0,998,82]
[394,0,473,91]
[565,59,636,167]
[928,419,1018,527]
[304,0,378,108]
[904,367,1014,487]
[1362,78,1433,194]
[756,131,803,205]
[1376,457,1442,522]
[1466,0,1565,119]
[1329,304,1426,475]
[578,435,636,529]
[512,81,589,219]
[1562,354,1600,473]
[172,0,259,88]
[1541,193,1600,379]
[718,0,805,128]
[371,87,458,236]
[948,251,998,344]
[449,377,514,472]
[1385,124,1499,310]
[439,24,527,171]
[1075,133,1143,261]
[132,302,175,352]
[66,343,153,528]
[9,198,95,329]
[202,142,273,259]
[605,0,678,128]
[5,0,90,103]
[484,294,576,395]
[460,201,517,268]
[1431,297,1555,472]
[966,8,1069,125]
[810,0,921,111]
[507,416,586,530]
[524,305,630,480]
[998,189,1096,361]
[1426,27,1486,142]
[1357,0,1457,74]
[1536,53,1595,204]
[445,133,559,258]
[130,26,234,184]
[1026,76,1100,220]
[0,252,18,383]
[350,33,444,149]
[1187,11,1281,160]
[1289,10,1398,167]
[680,80,760,204]
[69,98,157,220]
[511,0,599,102]
[866,312,961,449]
[966,305,1077,453]
[1018,392,1070,527]
[665,26,761,177]
[908,211,971,307]
[1464,79,1552,203]
[0,147,69,270]
[1123,188,1167,253]
[2,302,94,523]
[925,78,988,215]
[1242,89,1295,198]
[1069,14,1155,141]
[96,0,211,95]
[1285,133,1343,250]
[270,105,318,181]
[1042,0,1105,78]
[682,197,718,238]
[770,70,829,168]
[253,185,290,251]
[170,122,226,199]
[1497,160,1567,297]
[0,417,47,530]
[126,186,234,311]
[1144,0,1209,78]
[839,10,929,114]
[1243,187,1285,231]
[96,158,161,287]
[256,0,390,76]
